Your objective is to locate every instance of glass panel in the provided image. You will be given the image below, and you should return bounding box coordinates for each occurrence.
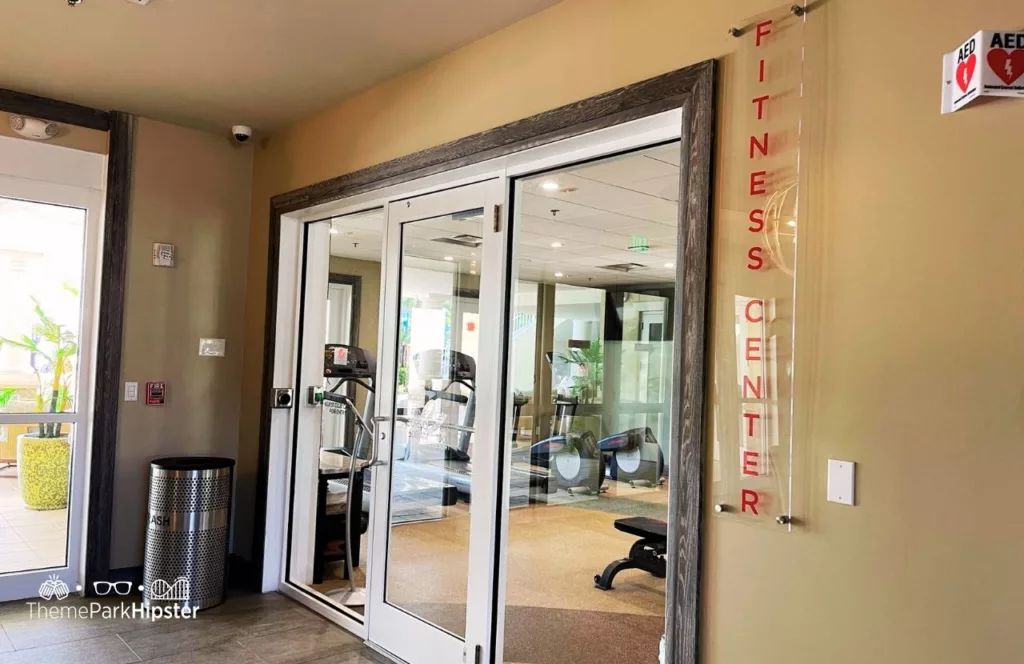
[710,3,804,527]
[503,144,679,664]
[0,197,86,415]
[0,421,72,573]
[385,209,485,638]
[287,208,383,616]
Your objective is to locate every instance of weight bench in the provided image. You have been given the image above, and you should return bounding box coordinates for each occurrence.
[594,516,667,590]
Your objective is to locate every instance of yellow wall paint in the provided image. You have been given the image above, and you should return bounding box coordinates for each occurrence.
[241,1,1024,661]
[112,117,253,569]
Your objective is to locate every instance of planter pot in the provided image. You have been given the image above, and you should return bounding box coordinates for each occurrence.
[17,434,70,510]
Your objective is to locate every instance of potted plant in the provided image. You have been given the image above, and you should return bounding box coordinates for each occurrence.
[560,339,604,405]
[0,297,75,510]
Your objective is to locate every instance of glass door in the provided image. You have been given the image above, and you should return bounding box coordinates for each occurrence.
[0,176,102,601]
[368,179,507,664]
[285,208,385,623]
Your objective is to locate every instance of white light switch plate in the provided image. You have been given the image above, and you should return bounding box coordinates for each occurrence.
[199,338,226,357]
[827,459,855,505]
[124,382,138,402]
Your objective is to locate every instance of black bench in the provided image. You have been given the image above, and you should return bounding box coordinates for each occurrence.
[594,516,667,590]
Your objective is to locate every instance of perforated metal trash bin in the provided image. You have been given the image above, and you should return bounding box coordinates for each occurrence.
[143,457,234,611]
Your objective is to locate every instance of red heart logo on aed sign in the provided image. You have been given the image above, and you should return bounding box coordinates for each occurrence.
[987,48,1024,85]
[956,53,976,92]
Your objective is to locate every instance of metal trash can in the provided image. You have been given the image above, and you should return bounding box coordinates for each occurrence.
[143,457,234,611]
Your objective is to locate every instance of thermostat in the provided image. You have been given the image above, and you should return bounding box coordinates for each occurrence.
[152,243,175,267]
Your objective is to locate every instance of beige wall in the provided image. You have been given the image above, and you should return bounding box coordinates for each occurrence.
[329,256,382,358]
[0,112,108,154]
[111,117,252,569]
[240,0,1024,661]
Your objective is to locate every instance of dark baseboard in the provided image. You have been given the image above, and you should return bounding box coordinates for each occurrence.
[96,554,260,599]
[228,553,262,591]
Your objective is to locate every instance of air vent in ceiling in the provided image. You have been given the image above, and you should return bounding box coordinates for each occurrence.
[598,262,648,273]
[433,234,483,248]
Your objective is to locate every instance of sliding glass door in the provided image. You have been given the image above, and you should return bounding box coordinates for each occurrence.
[277,115,685,664]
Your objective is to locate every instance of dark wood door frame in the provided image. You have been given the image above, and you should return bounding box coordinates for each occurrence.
[254,60,715,664]
[0,89,134,593]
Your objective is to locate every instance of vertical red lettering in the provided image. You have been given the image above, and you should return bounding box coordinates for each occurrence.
[755,20,773,46]
[759,58,766,82]
[743,411,761,437]
[749,133,769,159]
[742,375,763,399]
[741,489,760,515]
[749,171,767,195]
[747,246,765,270]
[744,298,764,323]
[743,450,760,476]
[745,338,762,361]
[752,95,769,120]
[748,209,764,232]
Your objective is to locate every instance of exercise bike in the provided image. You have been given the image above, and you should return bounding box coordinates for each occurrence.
[512,353,666,493]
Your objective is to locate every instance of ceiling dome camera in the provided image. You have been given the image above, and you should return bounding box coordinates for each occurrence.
[232,125,252,144]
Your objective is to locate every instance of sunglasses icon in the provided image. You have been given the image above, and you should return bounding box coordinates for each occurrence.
[92,581,133,596]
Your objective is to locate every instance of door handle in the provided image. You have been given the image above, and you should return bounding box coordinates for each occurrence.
[366,416,391,467]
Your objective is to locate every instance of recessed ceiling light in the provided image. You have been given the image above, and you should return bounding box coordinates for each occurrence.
[541,181,559,191]
[470,270,477,275]
[329,228,339,235]
[554,272,564,278]
[444,256,454,261]
[551,242,563,248]
[786,219,797,228]
[664,262,675,269]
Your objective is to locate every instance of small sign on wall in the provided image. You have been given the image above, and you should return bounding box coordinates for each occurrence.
[145,382,165,406]
[152,243,175,267]
[942,31,1024,114]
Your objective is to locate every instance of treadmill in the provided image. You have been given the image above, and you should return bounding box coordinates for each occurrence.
[320,345,458,524]
[393,349,548,500]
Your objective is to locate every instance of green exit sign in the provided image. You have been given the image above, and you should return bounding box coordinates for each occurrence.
[628,235,650,253]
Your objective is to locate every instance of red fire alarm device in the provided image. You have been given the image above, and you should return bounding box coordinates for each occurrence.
[145,382,166,406]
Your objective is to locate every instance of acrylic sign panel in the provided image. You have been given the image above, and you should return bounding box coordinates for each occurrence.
[709,4,804,529]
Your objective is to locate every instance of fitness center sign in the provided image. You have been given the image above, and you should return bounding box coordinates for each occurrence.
[710,4,806,529]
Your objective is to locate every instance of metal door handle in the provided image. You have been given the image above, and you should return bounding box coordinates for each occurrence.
[366,416,391,467]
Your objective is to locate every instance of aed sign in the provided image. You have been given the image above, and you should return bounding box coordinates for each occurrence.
[146,382,166,406]
[942,31,1024,114]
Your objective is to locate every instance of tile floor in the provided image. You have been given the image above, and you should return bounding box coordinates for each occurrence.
[0,475,68,573]
[0,591,388,664]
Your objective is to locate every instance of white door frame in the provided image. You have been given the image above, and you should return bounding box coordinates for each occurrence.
[0,138,106,602]
[264,109,684,660]
[366,178,506,664]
